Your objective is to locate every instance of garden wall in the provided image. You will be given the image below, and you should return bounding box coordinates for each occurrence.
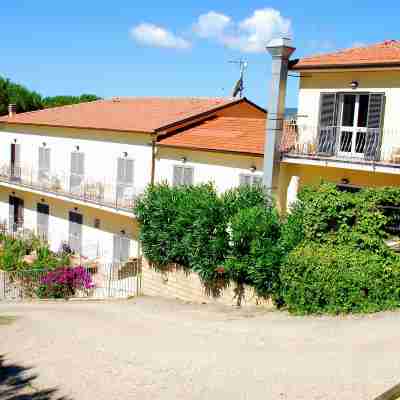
[141,258,273,308]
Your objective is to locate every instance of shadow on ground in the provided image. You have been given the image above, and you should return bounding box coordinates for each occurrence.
[0,355,70,400]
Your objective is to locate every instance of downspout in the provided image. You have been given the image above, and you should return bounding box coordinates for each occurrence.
[150,135,156,185]
[263,38,296,196]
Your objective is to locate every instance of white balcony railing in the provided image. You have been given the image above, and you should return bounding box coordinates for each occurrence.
[281,123,400,167]
[0,163,143,212]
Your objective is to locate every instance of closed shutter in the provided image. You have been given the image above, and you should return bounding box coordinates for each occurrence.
[69,212,82,254]
[38,147,50,182]
[113,234,130,262]
[239,174,251,186]
[183,167,194,185]
[113,234,121,262]
[252,176,263,186]
[317,93,338,155]
[70,152,84,193]
[125,159,134,184]
[365,93,385,161]
[117,158,134,202]
[37,203,49,240]
[173,165,183,186]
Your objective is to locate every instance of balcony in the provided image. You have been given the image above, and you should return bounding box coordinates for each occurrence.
[0,163,143,213]
[281,123,400,172]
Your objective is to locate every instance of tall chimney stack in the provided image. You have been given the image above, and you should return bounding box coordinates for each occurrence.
[263,38,295,196]
[8,104,17,118]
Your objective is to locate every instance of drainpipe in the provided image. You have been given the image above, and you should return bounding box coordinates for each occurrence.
[150,137,156,185]
[263,38,296,193]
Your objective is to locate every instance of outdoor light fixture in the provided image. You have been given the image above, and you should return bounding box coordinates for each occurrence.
[123,152,128,158]
[76,145,80,151]
[41,198,45,202]
[350,80,359,89]
[250,165,257,173]
[341,178,350,185]
[42,142,46,147]
[13,139,17,143]
[181,156,187,163]
[120,229,126,235]
[74,207,78,211]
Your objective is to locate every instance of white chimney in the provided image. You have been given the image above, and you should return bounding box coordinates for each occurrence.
[263,38,296,194]
[8,104,17,117]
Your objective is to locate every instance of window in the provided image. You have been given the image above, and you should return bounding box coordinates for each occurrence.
[70,152,84,194]
[173,165,194,186]
[239,174,263,187]
[116,157,134,204]
[113,233,130,263]
[317,92,385,161]
[68,211,82,254]
[38,147,50,184]
[37,203,49,240]
[10,143,21,180]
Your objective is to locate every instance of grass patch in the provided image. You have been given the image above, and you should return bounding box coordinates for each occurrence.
[0,315,16,325]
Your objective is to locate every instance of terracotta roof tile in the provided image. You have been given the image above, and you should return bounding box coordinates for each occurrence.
[158,116,266,155]
[0,97,238,133]
[291,40,400,70]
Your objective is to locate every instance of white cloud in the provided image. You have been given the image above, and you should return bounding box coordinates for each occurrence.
[130,23,191,50]
[193,8,291,53]
[193,11,231,38]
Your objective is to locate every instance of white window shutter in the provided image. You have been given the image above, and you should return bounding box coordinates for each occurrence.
[239,174,251,186]
[183,167,194,185]
[125,159,134,184]
[173,166,183,186]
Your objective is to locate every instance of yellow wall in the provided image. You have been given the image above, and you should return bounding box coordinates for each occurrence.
[278,162,400,210]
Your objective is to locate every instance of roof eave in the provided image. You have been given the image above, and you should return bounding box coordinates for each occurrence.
[289,60,400,71]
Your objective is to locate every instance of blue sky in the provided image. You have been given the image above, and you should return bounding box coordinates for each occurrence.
[1,1,398,107]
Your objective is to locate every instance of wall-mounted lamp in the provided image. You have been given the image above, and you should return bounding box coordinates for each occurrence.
[13,139,17,143]
[120,229,126,235]
[250,165,257,173]
[74,207,78,211]
[123,152,128,158]
[42,142,46,147]
[350,80,359,90]
[11,191,15,195]
[75,145,80,151]
[181,156,187,163]
[41,198,45,203]
[341,178,350,185]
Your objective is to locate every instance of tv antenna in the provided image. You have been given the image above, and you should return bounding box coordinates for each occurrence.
[230,59,248,98]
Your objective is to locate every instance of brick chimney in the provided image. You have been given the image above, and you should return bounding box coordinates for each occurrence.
[263,38,296,193]
[8,104,17,117]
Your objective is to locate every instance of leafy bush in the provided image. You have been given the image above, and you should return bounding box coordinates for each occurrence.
[0,237,30,271]
[280,243,400,314]
[224,205,281,304]
[36,266,94,299]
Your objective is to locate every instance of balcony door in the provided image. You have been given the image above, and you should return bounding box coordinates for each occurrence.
[69,211,82,254]
[338,94,369,158]
[9,196,24,232]
[10,143,21,180]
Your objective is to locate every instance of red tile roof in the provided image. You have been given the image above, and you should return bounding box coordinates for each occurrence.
[0,97,240,133]
[291,40,400,70]
[158,116,267,155]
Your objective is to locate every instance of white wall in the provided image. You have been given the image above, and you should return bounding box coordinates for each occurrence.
[156,147,264,193]
[297,69,400,160]
[0,187,140,262]
[0,125,153,195]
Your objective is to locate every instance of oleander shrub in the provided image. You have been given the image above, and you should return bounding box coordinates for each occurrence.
[280,243,400,314]
[224,205,282,305]
[36,266,94,299]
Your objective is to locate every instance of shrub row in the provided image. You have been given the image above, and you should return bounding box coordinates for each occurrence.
[135,182,400,314]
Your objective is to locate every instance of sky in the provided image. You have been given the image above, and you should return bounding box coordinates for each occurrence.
[1,1,399,107]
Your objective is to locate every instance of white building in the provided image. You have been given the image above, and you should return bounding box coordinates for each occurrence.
[0,97,267,262]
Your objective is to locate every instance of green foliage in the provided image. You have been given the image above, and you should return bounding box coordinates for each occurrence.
[42,94,100,108]
[280,243,400,314]
[224,205,282,304]
[0,235,69,271]
[0,74,101,116]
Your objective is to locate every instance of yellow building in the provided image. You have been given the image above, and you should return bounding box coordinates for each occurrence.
[280,40,400,208]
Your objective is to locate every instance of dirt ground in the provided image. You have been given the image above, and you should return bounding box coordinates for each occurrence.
[1,297,400,400]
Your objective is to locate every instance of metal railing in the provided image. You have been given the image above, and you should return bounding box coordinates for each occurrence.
[281,123,400,167]
[0,164,144,212]
[0,261,142,301]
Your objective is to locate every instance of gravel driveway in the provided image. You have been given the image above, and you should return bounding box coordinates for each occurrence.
[1,297,400,400]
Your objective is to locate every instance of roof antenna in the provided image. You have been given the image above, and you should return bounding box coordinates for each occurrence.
[230,59,247,98]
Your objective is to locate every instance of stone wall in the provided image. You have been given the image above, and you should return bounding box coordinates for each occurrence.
[141,259,273,308]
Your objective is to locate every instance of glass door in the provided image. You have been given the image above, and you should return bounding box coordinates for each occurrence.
[338,94,369,157]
